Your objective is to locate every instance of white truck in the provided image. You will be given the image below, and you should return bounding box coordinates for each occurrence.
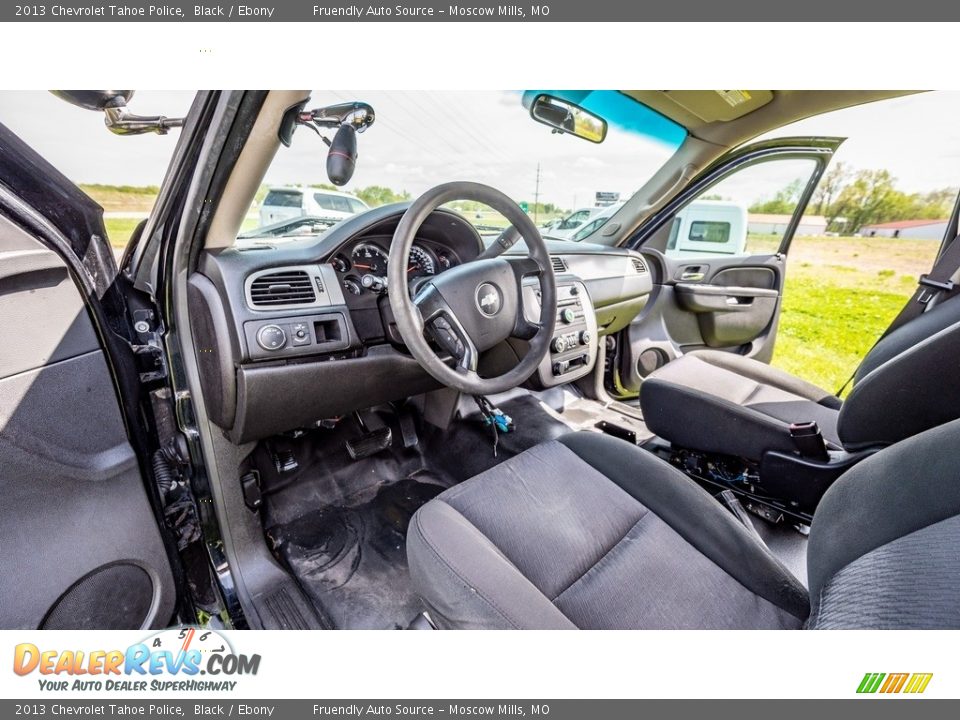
[665,199,747,257]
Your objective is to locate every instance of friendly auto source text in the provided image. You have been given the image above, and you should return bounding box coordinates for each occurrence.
[312,5,550,18]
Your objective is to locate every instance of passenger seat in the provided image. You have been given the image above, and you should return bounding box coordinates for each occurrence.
[640,294,960,462]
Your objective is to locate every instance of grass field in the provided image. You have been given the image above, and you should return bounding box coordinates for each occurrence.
[104,218,144,247]
[747,234,939,394]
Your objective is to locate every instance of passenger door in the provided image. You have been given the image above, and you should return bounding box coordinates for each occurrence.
[613,137,842,395]
[0,124,177,629]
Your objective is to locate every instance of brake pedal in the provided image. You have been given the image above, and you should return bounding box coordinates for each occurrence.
[346,427,393,459]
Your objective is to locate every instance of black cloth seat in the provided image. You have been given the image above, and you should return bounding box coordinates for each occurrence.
[640,294,960,461]
[407,426,960,629]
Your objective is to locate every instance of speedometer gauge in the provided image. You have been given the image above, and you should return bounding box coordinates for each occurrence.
[351,243,389,276]
[407,245,436,278]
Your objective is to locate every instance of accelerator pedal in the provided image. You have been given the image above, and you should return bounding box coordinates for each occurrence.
[398,404,420,449]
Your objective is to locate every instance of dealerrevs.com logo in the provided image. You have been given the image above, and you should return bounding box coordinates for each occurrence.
[857,673,933,694]
[13,628,261,693]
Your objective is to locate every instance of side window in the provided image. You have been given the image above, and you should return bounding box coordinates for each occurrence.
[561,210,589,229]
[663,157,821,260]
[571,218,603,242]
[315,193,346,212]
[264,190,302,208]
[688,220,731,244]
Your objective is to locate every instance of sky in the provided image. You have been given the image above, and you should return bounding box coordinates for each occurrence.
[2,90,960,210]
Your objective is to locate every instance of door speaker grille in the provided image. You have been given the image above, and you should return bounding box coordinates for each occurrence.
[41,563,154,630]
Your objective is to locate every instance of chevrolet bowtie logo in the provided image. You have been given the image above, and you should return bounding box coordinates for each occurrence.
[857,672,933,694]
[476,283,501,316]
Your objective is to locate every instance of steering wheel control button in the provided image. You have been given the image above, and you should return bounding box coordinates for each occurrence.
[256,324,287,351]
[291,322,312,346]
[560,307,576,324]
[429,317,464,359]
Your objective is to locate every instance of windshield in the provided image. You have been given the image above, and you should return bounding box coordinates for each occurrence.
[240,90,686,242]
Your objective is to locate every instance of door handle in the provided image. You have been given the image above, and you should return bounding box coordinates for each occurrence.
[680,270,705,281]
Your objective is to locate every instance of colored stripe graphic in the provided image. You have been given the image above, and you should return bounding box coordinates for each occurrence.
[857,672,932,694]
[904,674,933,694]
[880,673,909,693]
[857,673,885,693]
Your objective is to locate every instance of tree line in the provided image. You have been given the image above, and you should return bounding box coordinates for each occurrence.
[750,163,956,234]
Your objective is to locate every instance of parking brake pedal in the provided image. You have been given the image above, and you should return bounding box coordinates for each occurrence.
[346,411,393,460]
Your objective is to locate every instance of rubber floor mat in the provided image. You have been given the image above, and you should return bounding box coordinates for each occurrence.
[260,391,640,628]
[268,472,446,629]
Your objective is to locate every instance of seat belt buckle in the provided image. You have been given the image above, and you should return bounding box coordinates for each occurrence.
[918,274,954,303]
[789,422,830,462]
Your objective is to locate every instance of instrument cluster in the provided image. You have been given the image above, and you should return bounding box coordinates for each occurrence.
[331,237,459,296]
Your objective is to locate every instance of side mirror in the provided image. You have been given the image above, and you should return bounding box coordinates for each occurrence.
[50,90,184,135]
[529,94,607,144]
[50,90,135,112]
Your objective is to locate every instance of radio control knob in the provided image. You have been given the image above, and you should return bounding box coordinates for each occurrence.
[256,324,287,351]
[579,330,591,345]
[551,336,567,353]
[560,308,576,324]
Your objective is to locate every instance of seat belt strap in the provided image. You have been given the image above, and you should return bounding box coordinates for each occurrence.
[880,232,960,338]
[835,229,960,397]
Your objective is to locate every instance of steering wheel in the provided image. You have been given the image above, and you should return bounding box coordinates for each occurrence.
[388,181,557,395]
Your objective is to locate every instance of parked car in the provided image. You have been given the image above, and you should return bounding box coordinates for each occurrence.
[259,186,368,226]
[568,202,626,242]
[543,205,606,239]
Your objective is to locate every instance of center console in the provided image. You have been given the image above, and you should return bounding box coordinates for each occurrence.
[524,279,599,387]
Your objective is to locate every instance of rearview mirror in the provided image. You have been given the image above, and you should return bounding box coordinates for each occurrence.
[50,90,184,135]
[529,94,607,144]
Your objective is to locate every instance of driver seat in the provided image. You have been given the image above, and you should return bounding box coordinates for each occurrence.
[407,427,960,629]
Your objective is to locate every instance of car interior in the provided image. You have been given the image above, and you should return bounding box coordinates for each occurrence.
[2,89,958,631]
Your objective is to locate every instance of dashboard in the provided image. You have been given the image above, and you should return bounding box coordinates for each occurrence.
[188,203,652,444]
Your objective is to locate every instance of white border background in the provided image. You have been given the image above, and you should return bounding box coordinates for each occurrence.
[0,20,957,700]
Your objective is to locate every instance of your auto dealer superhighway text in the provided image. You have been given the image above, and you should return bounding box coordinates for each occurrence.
[42,4,276,17]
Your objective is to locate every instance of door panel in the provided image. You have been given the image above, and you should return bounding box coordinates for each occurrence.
[674,282,779,347]
[612,137,841,396]
[617,253,786,393]
[0,216,176,629]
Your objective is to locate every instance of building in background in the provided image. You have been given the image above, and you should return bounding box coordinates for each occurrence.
[859,219,948,240]
[747,213,828,236]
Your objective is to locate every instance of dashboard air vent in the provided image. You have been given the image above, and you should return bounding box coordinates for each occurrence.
[249,270,316,307]
[550,256,567,273]
[631,257,647,274]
